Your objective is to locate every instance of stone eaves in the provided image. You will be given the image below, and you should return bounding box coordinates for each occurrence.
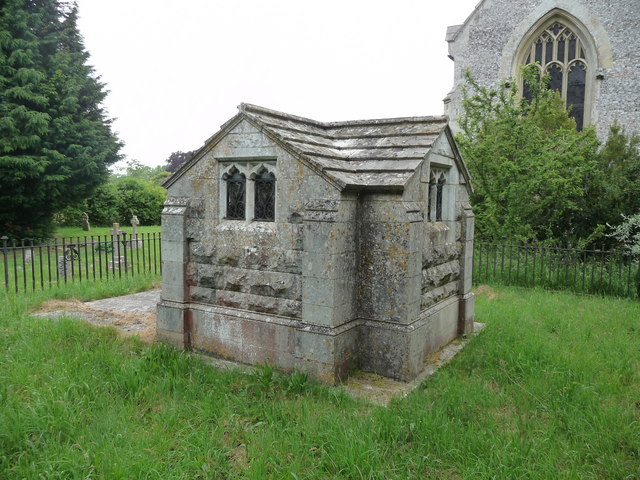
[239,103,449,191]
[164,103,454,192]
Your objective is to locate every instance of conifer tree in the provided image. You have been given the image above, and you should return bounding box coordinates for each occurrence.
[0,0,121,236]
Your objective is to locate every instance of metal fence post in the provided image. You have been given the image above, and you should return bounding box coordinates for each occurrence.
[1,236,8,292]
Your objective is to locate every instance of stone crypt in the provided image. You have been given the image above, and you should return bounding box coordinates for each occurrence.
[157,103,474,383]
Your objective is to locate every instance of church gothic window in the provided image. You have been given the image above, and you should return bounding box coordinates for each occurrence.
[253,168,276,221]
[520,20,589,130]
[221,162,277,222]
[428,169,447,222]
[224,168,246,220]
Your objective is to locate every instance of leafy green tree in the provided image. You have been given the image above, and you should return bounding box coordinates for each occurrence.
[457,65,600,243]
[0,0,121,237]
[594,124,640,227]
[55,176,166,227]
[119,159,170,184]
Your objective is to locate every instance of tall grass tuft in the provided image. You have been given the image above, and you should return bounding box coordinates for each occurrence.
[1,284,639,478]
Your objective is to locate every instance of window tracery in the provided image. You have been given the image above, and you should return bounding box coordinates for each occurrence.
[220,161,277,222]
[224,168,246,220]
[428,169,447,222]
[520,20,589,130]
[252,168,276,221]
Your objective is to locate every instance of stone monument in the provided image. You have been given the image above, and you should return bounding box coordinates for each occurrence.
[81,212,90,231]
[130,215,140,236]
[157,103,475,384]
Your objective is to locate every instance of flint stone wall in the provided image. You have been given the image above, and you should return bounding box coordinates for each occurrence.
[445,0,640,138]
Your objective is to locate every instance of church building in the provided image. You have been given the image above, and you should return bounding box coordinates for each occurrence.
[444,0,640,137]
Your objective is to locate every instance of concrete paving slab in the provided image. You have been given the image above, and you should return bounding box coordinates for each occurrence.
[85,289,161,313]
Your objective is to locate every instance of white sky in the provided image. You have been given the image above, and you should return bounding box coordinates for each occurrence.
[76,0,479,168]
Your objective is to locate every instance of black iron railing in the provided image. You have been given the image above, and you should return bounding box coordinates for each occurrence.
[474,240,640,300]
[0,232,161,293]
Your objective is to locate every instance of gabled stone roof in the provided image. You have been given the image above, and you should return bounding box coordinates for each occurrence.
[165,103,460,191]
[240,103,448,190]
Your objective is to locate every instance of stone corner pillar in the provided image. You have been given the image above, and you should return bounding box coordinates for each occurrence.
[157,197,190,349]
[458,201,475,334]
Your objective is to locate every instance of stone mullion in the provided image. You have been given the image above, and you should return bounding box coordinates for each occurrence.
[246,177,255,223]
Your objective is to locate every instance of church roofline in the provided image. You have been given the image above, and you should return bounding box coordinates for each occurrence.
[446,0,487,43]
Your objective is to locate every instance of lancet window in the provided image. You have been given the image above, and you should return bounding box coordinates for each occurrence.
[253,169,276,221]
[224,169,246,220]
[428,170,447,222]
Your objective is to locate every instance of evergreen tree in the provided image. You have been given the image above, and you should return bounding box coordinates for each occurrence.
[457,65,601,243]
[0,0,121,237]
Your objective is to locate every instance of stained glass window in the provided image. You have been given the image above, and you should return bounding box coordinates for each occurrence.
[254,170,276,221]
[226,170,246,220]
[521,20,588,130]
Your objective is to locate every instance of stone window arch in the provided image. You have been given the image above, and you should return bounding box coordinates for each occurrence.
[220,160,277,223]
[222,166,246,220]
[249,164,276,222]
[428,169,447,222]
[515,13,596,131]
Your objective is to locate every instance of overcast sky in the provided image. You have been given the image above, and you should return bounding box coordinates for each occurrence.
[76,0,479,168]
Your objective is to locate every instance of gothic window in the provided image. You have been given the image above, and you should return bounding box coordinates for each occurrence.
[436,174,446,221]
[220,161,277,223]
[224,169,246,220]
[428,169,447,222]
[253,169,276,221]
[520,20,589,130]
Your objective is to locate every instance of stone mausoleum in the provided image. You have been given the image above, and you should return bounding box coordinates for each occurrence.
[444,0,640,137]
[157,104,474,383]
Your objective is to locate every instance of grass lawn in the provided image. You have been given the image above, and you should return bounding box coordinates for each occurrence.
[1,285,639,479]
[54,225,161,239]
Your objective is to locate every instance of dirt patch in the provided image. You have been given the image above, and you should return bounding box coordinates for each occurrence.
[33,298,157,343]
[474,284,500,300]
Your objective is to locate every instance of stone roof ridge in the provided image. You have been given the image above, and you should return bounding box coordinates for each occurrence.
[239,103,325,128]
[326,115,447,128]
[239,102,448,131]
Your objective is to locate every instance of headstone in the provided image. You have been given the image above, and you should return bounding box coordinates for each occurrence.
[57,256,68,278]
[24,249,32,264]
[130,215,140,236]
[82,212,90,231]
[110,223,121,237]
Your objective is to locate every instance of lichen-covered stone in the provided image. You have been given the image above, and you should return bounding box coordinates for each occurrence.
[158,104,475,384]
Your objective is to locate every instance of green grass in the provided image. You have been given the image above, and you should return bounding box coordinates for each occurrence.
[1,232,161,293]
[54,225,161,239]
[1,285,639,479]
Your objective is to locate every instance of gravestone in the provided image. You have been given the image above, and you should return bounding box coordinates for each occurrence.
[130,215,139,236]
[108,223,128,268]
[82,212,90,231]
[23,249,32,264]
[57,256,68,278]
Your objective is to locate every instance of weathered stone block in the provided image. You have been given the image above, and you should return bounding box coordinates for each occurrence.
[303,251,355,280]
[157,303,184,333]
[303,221,356,254]
[161,240,186,263]
[301,303,334,327]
